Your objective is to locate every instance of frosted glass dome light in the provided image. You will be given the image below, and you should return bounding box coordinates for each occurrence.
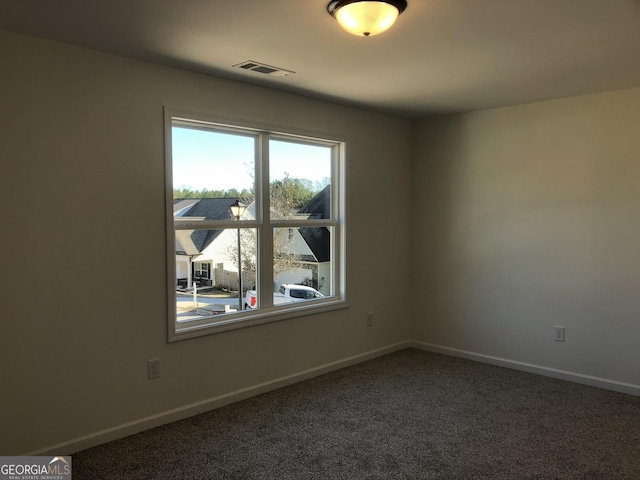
[327,0,408,37]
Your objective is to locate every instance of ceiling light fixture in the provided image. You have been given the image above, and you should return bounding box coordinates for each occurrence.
[327,0,408,37]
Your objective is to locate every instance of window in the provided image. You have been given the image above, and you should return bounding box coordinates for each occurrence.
[193,262,211,279]
[165,109,346,340]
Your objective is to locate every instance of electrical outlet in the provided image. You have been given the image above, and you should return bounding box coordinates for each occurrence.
[553,326,565,342]
[366,312,374,327]
[148,358,161,379]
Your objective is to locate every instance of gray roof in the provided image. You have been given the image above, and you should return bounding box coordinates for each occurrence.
[174,198,239,254]
[298,186,331,263]
[174,197,237,220]
[298,185,330,219]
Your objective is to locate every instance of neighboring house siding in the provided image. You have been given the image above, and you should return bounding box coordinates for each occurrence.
[194,228,238,273]
[173,198,240,289]
[176,255,191,283]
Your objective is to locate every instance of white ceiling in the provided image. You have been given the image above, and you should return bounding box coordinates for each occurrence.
[2,0,640,118]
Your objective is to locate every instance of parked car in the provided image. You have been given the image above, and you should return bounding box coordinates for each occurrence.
[245,284,325,309]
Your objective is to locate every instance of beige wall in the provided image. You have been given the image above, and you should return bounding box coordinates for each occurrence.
[412,88,640,386]
[3,26,639,456]
[0,30,412,454]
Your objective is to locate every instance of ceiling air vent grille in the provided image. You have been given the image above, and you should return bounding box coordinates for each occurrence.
[233,60,295,77]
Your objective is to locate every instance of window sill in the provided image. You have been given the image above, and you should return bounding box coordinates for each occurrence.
[169,298,349,342]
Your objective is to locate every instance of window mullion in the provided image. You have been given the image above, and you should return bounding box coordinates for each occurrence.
[337,142,346,300]
[270,219,336,228]
[258,134,273,308]
[174,220,261,230]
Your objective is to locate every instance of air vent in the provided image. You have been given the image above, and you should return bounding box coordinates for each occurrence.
[233,60,295,78]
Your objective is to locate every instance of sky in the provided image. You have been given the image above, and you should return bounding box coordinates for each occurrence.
[172,127,331,192]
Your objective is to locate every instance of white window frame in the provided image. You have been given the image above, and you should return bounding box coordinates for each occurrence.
[165,108,347,341]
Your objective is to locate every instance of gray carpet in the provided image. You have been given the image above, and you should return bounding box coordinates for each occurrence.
[72,349,640,479]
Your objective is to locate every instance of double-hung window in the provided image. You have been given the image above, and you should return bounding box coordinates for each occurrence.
[165,109,346,340]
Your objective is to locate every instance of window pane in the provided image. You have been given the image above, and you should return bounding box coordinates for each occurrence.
[273,226,332,304]
[175,228,257,323]
[172,126,255,202]
[269,139,331,220]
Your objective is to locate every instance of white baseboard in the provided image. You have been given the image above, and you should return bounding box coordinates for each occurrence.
[410,341,640,397]
[28,339,638,456]
[26,340,412,456]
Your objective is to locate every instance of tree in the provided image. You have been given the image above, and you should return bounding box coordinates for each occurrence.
[270,175,315,212]
[227,174,320,293]
[173,186,254,200]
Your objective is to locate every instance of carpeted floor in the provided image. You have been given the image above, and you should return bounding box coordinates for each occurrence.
[72,349,640,479]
